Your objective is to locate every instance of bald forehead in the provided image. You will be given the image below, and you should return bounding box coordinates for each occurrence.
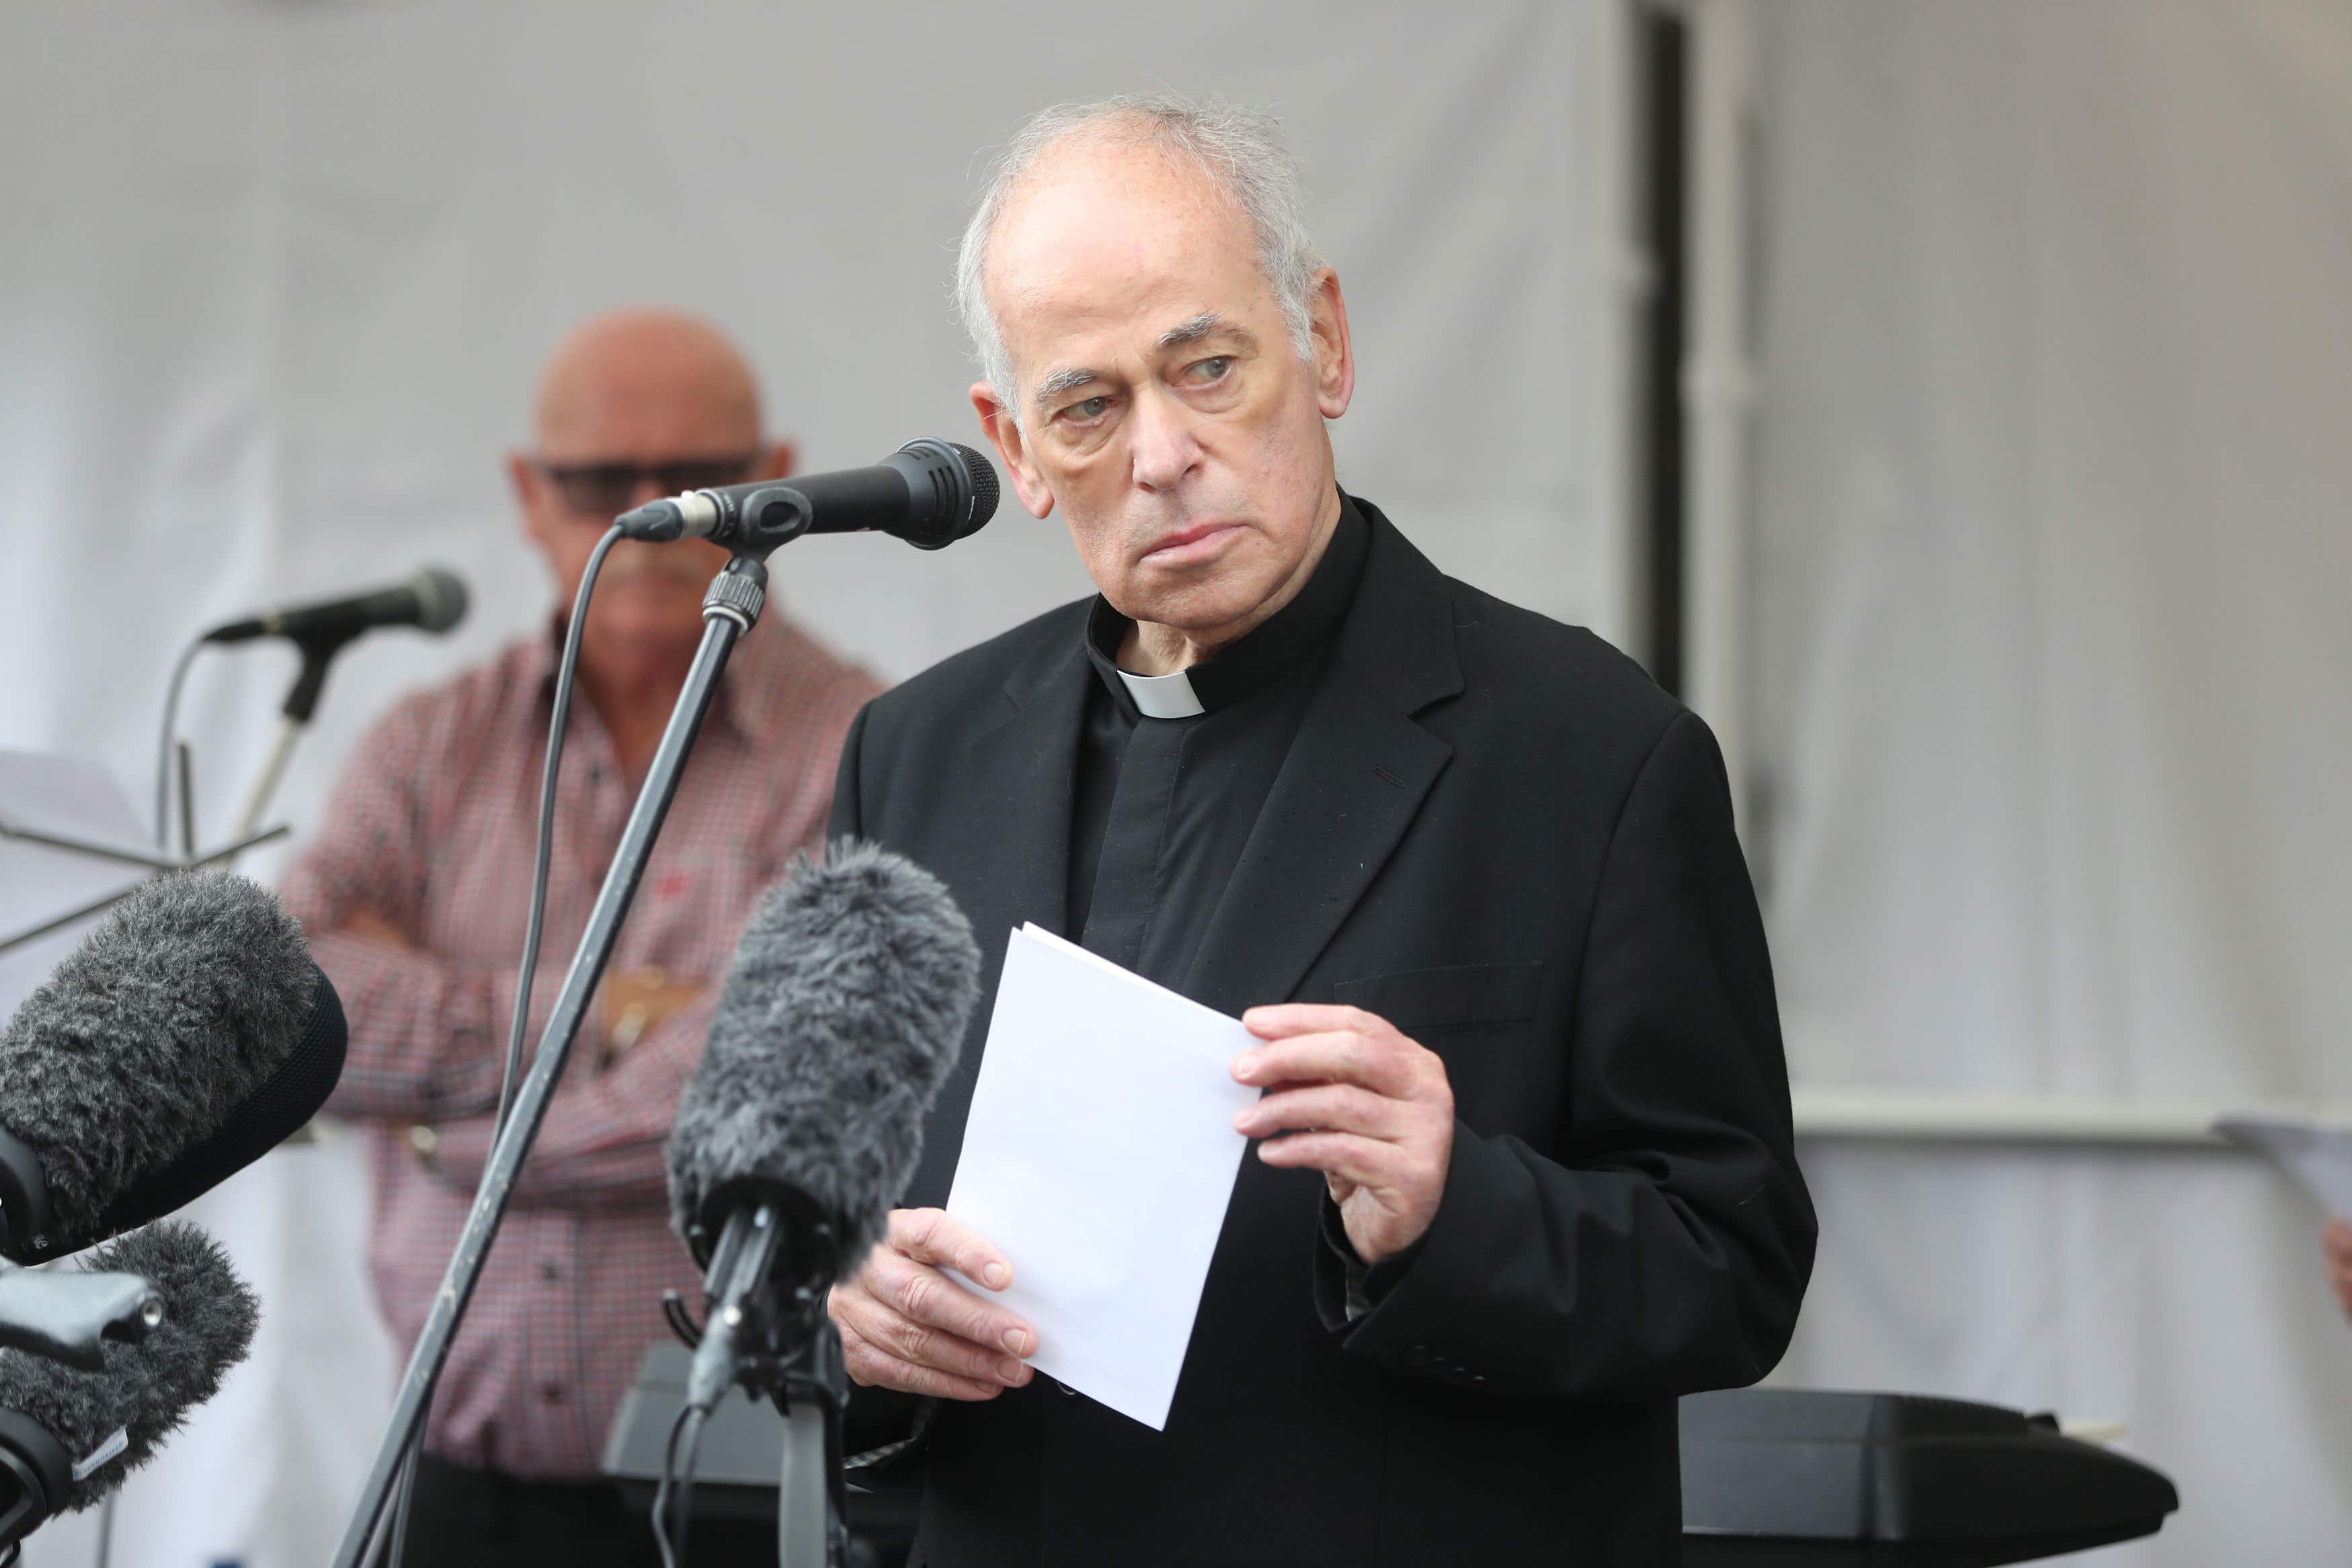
[987,133,1246,294]
[532,309,762,456]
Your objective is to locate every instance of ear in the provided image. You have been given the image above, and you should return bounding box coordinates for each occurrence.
[759,439,798,482]
[508,452,556,553]
[971,382,1055,519]
[1308,267,1355,420]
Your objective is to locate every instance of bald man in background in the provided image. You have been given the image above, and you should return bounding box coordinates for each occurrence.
[281,309,882,1567]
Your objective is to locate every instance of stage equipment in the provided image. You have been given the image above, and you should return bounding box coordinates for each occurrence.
[0,1223,257,1561]
[199,566,470,843]
[618,438,998,553]
[0,874,345,1265]
[328,440,998,1568]
[658,844,979,1566]
[201,566,469,651]
[0,1266,160,1372]
[1680,1388,2179,1565]
[604,1344,916,1568]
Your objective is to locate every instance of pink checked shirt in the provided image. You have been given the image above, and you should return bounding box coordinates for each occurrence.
[280,614,881,1480]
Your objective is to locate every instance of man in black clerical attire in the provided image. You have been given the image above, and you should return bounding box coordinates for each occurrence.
[823,95,1816,1567]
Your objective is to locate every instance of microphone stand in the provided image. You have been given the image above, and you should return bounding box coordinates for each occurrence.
[672,1193,849,1567]
[327,556,773,1568]
[227,631,348,856]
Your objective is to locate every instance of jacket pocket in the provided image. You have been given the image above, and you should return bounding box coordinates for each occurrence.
[1332,961,1544,1033]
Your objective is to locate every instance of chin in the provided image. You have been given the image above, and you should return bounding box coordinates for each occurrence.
[587,596,708,647]
[1124,578,1276,639]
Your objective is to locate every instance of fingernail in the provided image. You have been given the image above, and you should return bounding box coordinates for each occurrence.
[1002,1328,1031,1354]
[1233,1053,1260,1079]
[998,1359,1026,1383]
[983,1262,1008,1288]
[1233,1111,1254,1133]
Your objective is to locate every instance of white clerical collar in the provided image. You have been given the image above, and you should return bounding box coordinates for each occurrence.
[1116,666,1207,719]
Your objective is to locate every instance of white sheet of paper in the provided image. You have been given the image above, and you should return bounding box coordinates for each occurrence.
[2215,1114,2352,1219]
[0,750,154,1019]
[943,923,1260,1430]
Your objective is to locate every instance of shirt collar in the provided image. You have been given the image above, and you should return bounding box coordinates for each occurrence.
[1084,493,1370,720]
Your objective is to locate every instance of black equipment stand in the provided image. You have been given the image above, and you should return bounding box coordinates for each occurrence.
[327,555,774,1568]
[671,1187,852,1567]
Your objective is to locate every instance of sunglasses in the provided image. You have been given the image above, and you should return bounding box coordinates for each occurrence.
[535,454,763,518]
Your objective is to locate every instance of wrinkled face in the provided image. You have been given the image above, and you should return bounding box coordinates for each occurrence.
[974,142,1354,649]
[508,323,790,659]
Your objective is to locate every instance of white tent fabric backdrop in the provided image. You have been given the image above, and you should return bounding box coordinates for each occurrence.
[1750,2,2352,1561]
[0,2,1605,1563]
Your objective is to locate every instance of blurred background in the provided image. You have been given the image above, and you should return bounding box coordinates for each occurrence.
[3,0,2349,1563]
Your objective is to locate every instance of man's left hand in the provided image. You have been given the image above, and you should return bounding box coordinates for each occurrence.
[1233,1004,1455,1266]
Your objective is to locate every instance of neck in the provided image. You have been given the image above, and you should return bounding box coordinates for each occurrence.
[577,636,702,778]
[1119,488,1344,676]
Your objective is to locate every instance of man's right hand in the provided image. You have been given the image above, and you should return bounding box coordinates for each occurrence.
[829,1208,1037,1401]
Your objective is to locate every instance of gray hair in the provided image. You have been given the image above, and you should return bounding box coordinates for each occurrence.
[955,93,1325,426]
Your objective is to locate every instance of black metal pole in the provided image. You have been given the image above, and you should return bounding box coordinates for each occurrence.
[328,558,769,1568]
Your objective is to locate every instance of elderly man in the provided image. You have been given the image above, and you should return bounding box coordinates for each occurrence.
[281,309,881,1567]
[823,97,1816,1566]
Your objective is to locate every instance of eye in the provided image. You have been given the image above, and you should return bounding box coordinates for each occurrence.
[1060,395,1112,425]
[1185,356,1235,385]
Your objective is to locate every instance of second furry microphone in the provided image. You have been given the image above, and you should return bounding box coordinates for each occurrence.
[666,841,981,1286]
[0,1221,260,1549]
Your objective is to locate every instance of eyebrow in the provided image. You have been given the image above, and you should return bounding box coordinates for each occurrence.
[1031,366,1102,411]
[1029,315,1262,413]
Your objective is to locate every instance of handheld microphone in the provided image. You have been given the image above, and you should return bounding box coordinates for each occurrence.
[202,566,469,648]
[0,874,347,1266]
[618,438,1000,554]
[665,842,980,1411]
[0,1221,259,1551]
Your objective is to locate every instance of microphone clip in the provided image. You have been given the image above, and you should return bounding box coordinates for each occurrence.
[0,1263,163,1371]
[679,1182,839,1414]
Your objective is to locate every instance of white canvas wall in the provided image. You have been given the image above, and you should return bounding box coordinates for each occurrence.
[1749,2,2352,1561]
[0,2,1608,1563]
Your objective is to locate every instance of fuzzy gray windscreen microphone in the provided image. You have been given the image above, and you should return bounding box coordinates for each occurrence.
[0,872,321,1259]
[667,841,981,1280]
[0,1220,259,1514]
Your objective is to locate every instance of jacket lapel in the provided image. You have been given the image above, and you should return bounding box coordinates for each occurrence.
[1183,504,1465,1016]
[904,630,1088,1210]
[958,631,1090,941]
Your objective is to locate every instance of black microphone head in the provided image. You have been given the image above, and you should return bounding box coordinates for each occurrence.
[667,842,981,1282]
[891,438,1000,549]
[0,1221,258,1516]
[0,874,335,1263]
[407,566,469,634]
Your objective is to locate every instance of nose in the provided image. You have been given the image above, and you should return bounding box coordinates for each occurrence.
[627,470,672,508]
[1128,388,1203,495]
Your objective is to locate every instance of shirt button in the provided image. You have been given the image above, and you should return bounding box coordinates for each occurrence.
[538,1262,560,1282]
[540,1382,567,1405]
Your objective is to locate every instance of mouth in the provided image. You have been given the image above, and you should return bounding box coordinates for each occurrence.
[1139,522,1246,565]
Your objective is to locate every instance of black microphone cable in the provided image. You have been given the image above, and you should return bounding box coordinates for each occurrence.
[495,522,623,1136]
[367,524,624,1568]
[652,1399,710,1568]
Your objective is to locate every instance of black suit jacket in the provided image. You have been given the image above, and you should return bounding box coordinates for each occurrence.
[829,499,1815,1567]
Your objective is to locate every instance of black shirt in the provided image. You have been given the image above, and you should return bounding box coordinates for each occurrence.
[1067,496,1371,990]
